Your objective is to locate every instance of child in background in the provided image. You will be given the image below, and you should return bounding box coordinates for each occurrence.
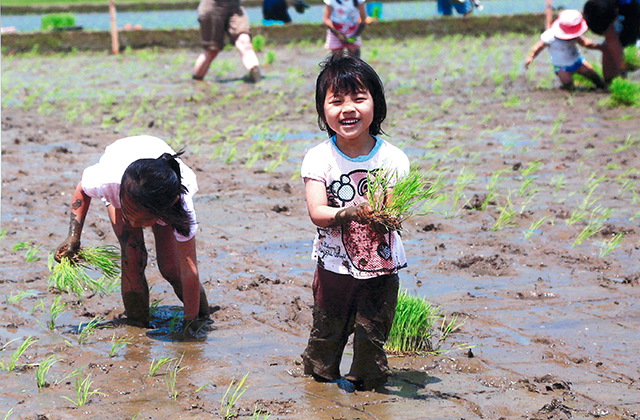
[525,9,605,90]
[55,136,210,333]
[300,54,410,392]
[322,0,367,58]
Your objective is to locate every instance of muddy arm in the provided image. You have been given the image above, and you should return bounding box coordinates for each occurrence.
[578,36,604,50]
[525,40,545,68]
[352,3,367,38]
[55,182,92,262]
[304,178,372,227]
[322,6,347,42]
[177,237,201,321]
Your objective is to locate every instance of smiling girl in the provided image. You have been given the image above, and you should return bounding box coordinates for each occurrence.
[300,54,410,392]
[55,136,210,330]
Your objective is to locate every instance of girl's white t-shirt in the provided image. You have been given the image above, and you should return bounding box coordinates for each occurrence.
[324,0,365,37]
[540,28,581,67]
[81,135,199,242]
[301,136,409,279]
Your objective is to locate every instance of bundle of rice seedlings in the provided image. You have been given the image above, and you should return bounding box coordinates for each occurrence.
[366,166,442,231]
[623,45,640,72]
[386,291,468,355]
[600,77,640,108]
[386,291,439,354]
[47,245,120,300]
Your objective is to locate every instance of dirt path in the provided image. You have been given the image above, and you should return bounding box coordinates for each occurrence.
[1,34,639,419]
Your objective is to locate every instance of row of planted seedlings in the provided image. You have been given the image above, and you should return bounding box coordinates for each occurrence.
[405,141,640,257]
[2,243,272,419]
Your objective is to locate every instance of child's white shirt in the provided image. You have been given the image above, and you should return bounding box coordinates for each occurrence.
[301,136,409,279]
[540,28,582,67]
[324,0,365,37]
[81,135,199,242]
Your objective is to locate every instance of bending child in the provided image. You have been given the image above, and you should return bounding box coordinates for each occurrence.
[301,54,410,392]
[525,9,605,90]
[55,135,210,331]
[322,0,367,58]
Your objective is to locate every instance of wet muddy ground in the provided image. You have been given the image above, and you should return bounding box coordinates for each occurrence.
[1,34,640,419]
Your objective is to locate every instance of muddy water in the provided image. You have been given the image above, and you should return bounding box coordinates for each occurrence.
[2,33,640,419]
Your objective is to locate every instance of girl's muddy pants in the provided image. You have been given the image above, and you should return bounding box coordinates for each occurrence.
[302,265,399,390]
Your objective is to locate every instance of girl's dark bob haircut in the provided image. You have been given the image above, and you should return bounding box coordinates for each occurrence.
[315,54,387,137]
[120,152,191,236]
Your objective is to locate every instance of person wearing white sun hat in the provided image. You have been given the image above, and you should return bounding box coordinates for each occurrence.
[525,9,606,90]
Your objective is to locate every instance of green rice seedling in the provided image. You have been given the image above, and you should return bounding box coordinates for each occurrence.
[0,336,38,372]
[502,95,520,108]
[250,406,271,420]
[62,369,104,408]
[481,169,508,210]
[492,194,517,231]
[365,166,442,231]
[600,77,640,107]
[12,242,40,262]
[220,373,249,419]
[109,334,132,358]
[550,113,565,136]
[524,216,550,239]
[612,135,638,153]
[264,50,276,66]
[386,291,438,353]
[3,408,13,419]
[432,79,442,94]
[148,356,175,377]
[47,255,92,300]
[47,245,120,299]
[386,291,470,354]
[149,299,163,318]
[0,228,6,240]
[446,168,476,218]
[573,207,612,247]
[549,174,566,201]
[440,98,454,111]
[38,296,67,331]
[35,354,59,388]
[600,232,624,258]
[623,45,639,71]
[164,353,186,399]
[252,35,266,52]
[5,290,36,305]
[77,317,104,345]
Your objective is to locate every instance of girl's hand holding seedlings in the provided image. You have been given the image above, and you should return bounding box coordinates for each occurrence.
[335,203,388,233]
[54,237,81,263]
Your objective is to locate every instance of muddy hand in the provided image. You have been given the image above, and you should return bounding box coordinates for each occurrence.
[335,203,374,225]
[54,237,81,262]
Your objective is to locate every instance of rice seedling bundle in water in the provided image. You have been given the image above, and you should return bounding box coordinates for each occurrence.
[366,166,441,231]
[386,291,438,354]
[47,245,120,298]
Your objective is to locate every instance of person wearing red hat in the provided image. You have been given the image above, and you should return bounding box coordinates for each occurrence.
[525,9,605,90]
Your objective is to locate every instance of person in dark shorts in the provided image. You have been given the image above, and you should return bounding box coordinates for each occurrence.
[193,0,261,82]
[583,0,640,83]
